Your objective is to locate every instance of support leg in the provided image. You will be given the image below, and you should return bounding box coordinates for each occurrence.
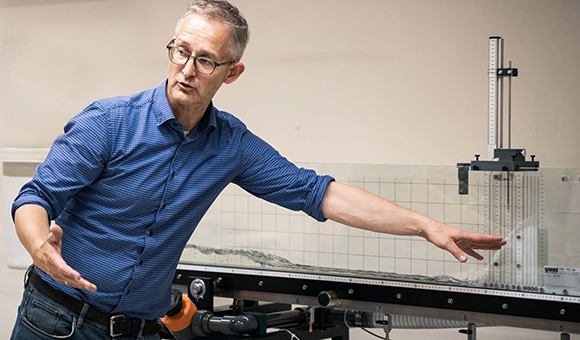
[467,323,476,340]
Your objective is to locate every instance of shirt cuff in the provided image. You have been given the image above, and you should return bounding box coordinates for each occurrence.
[12,195,54,222]
[304,175,335,222]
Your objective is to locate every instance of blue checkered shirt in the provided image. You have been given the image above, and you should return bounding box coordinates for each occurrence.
[12,80,334,318]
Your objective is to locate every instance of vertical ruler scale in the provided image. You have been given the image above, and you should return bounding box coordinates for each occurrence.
[492,173,501,283]
[515,173,524,286]
[488,37,503,160]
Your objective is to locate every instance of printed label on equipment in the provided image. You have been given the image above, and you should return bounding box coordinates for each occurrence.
[543,266,580,296]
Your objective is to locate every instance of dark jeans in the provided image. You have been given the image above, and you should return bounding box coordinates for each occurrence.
[10,269,160,340]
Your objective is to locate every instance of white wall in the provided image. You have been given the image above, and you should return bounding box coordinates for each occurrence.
[1,0,579,339]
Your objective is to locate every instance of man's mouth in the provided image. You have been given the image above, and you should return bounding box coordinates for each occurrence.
[178,81,194,90]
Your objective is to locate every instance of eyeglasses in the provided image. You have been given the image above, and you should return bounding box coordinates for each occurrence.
[166,39,236,75]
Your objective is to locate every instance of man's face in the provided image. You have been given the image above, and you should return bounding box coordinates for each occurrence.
[167,13,236,111]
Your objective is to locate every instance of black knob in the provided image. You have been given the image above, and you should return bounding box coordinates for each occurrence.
[166,289,184,316]
[318,291,341,307]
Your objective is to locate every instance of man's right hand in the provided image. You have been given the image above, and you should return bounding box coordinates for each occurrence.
[31,224,97,292]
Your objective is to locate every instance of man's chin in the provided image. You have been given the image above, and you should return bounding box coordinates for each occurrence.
[169,87,196,102]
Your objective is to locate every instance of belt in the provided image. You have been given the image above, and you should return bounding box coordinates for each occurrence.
[28,268,161,337]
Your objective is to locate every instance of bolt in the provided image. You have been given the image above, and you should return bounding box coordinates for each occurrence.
[516,264,521,269]
[498,70,503,75]
[302,285,308,291]
[563,289,568,295]
[507,69,512,75]
[494,262,499,267]
[191,280,204,294]
[516,235,521,240]
[562,176,569,182]
[176,274,182,280]
[560,309,566,316]
[348,289,355,295]
[396,293,402,299]
[447,298,454,305]
[463,315,468,321]
[459,188,464,194]
[258,281,264,287]
[502,303,509,310]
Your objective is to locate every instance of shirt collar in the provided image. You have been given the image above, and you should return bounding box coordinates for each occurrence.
[153,79,217,132]
[196,101,217,133]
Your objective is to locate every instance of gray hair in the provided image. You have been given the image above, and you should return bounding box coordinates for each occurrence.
[174,0,250,62]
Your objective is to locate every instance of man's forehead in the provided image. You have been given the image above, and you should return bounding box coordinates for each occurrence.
[177,14,229,41]
[175,14,230,54]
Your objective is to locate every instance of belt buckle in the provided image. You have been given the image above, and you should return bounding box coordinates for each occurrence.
[110,314,125,337]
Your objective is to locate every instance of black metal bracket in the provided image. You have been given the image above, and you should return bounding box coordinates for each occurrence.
[188,277,214,312]
[497,67,518,77]
[457,163,470,195]
[457,149,538,196]
[470,149,539,172]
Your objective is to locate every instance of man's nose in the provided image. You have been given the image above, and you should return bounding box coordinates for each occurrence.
[181,58,197,77]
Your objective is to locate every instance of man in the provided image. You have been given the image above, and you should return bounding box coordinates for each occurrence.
[10,1,506,339]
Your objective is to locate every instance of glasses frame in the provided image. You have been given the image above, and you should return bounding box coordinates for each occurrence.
[166,39,236,75]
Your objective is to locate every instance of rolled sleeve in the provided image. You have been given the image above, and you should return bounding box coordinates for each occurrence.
[302,174,334,222]
[12,102,110,221]
[11,195,55,221]
[233,128,334,222]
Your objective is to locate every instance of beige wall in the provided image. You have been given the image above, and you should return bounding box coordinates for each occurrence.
[1,0,579,339]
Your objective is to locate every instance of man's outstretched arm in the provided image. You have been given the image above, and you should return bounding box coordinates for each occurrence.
[321,181,506,262]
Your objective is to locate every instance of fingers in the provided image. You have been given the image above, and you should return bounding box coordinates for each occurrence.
[37,225,97,292]
[463,248,484,260]
[55,261,98,292]
[433,222,506,262]
[443,241,468,262]
[468,233,507,245]
[53,265,98,292]
[63,275,98,292]
[470,244,504,250]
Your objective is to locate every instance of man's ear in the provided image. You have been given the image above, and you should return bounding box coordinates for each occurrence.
[223,62,245,84]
